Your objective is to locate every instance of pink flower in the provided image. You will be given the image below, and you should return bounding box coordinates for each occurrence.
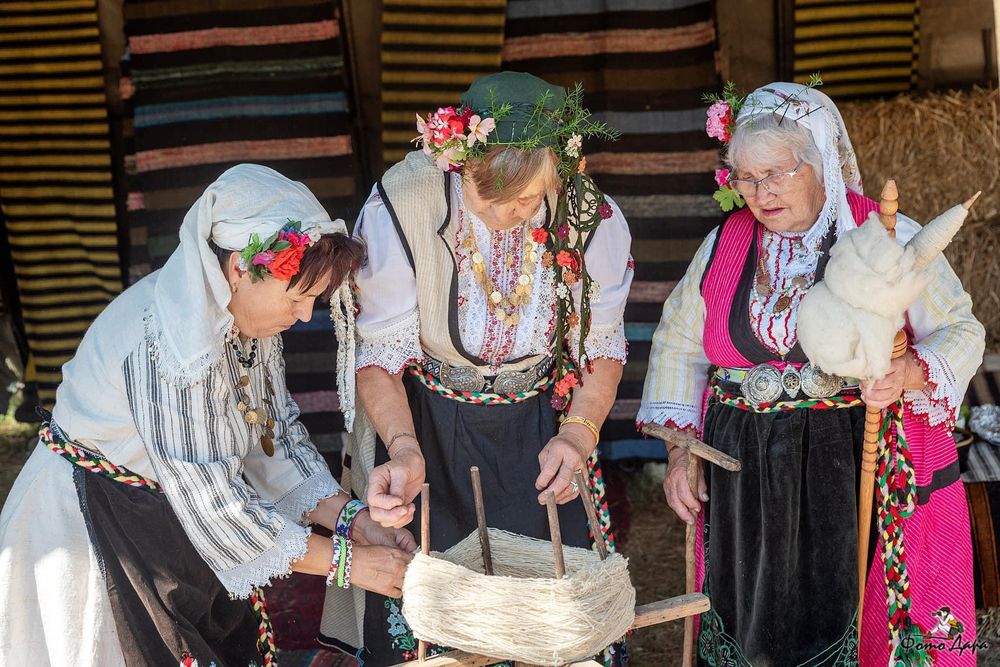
[435,145,464,172]
[466,115,495,147]
[706,101,733,142]
[598,202,613,219]
[557,224,569,240]
[252,251,275,266]
[550,394,567,411]
[714,168,731,187]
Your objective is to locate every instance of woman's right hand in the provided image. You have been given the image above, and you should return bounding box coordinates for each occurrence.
[663,447,708,526]
[366,445,426,529]
[349,544,413,598]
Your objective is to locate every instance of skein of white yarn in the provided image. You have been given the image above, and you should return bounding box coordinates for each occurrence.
[402,528,636,666]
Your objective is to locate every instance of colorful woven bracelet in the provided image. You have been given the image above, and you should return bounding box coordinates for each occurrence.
[326,536,345,588]
[341,539,353,589]
[335,499,368,539]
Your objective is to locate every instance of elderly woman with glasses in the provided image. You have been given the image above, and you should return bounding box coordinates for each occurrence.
[639,83,984,665]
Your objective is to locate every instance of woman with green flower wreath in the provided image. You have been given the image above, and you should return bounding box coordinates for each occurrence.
[0,165,416,666]
[319,72,633,665]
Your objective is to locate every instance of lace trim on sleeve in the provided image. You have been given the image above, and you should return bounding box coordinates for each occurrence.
[215,521,311,599]
[905,344,961,430]
[355,309,424,374]
[569,320,628,365]
[635,400,702,433]
[275,474,342,526]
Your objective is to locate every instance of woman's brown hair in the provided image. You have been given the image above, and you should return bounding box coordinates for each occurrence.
[463,145,560,204]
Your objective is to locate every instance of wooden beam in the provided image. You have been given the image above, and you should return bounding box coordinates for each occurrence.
[641,423,741,472]
[631,593,711,630]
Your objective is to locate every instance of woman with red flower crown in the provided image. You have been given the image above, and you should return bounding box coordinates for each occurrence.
[319,72,634,665]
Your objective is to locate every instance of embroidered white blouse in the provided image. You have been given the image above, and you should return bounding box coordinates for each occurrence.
[637,215,986,433]
[353,178,634,373]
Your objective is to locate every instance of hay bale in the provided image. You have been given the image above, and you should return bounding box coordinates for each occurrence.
[839,87,1000,351]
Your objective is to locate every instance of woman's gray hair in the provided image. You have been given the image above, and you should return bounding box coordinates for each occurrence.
[726,113,824,182]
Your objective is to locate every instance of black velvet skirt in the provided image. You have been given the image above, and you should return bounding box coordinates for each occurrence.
[359,372,622,667]
[697,393,867,666]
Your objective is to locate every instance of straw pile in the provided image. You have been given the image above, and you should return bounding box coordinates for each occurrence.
[401,528,635,666]
[839,87,1000,351]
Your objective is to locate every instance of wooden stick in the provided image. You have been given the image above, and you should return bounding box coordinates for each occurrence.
[682,453,700,667]
[857,179,904,641]
[469,466,494,575]
[545,491,566,579]
[641,423,742,472]
[573,469,608,561]
[419,483,430,662]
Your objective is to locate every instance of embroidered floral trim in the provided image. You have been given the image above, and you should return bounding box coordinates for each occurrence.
[215,521,312,600]
[275,474,342,527]
[355,309,424,374]
[635,401,703,433]
[905,344,960,430]
[570,320,627,364]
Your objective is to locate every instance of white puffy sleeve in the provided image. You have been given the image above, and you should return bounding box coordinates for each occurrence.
[635,228,717,433]
[353,186,424,374]
[896,217,986,430]
[570,195,634,364]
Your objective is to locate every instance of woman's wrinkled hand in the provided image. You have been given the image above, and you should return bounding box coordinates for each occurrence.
[861,351,926,410]
[348,544,413,598]
[366,446,425,529]
[535,431,589,505]
[663,447,708,526]
[352,511,418,552]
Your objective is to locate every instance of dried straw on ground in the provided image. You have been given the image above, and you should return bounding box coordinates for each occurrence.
[401,528,635,666]
[839,86,1000,351]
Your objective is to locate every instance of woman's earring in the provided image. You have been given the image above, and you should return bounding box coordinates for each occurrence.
[231,283,238,294]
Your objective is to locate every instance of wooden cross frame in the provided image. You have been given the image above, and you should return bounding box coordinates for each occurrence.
[392,452,731,667]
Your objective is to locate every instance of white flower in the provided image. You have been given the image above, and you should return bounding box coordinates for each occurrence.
[556,283,570,299]
[565,134,583,158]
[588,281,601,303]
[305,227,322,244]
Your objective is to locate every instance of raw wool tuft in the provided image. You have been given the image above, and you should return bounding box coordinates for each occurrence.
[401,528,635,666]
[799,205,970,381]
[839,86,1000,351]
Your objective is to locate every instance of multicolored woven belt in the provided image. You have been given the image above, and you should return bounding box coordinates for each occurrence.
[710,382,864,413]
[408,363,553,405]
[41,423,277,666]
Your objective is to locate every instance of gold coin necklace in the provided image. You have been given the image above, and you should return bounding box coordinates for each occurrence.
[468,223,537,327]
[755,235,809,314]
[231,338,277,457]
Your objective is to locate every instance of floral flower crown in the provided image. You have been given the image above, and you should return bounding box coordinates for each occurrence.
[414,85,621,411]
[703,74,823,212]
[237,220,321,282]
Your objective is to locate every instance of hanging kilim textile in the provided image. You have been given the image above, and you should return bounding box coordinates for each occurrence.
[789,0,920,97]
[380,0,507,167]
[502,0,722,447]
[122,0,359,444]
[0,0,123,407]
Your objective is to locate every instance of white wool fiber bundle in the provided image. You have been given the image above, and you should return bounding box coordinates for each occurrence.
[401,528,635,666]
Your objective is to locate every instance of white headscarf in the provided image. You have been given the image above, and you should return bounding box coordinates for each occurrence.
[737,82,863,251]
[149,163,358,430]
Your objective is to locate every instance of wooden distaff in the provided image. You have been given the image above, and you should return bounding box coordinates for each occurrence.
[856,179,907,640]
[641,423,741,667]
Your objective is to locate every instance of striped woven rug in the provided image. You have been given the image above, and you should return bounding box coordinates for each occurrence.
[0,0,123,406]
[502,0,722,448]
[789,0,920,97]
[380,0,507,167]
[122,0,359,443]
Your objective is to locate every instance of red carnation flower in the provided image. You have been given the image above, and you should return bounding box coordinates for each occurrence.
[531,227,549,244]
[268,244,305,281]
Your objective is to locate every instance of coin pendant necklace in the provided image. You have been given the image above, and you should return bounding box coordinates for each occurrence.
[231,338,277,457]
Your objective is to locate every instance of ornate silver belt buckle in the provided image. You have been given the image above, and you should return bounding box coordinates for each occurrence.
[492,368,536,394]
[741,364,782,405]
[439,363,486,393]
[800,363,841,399]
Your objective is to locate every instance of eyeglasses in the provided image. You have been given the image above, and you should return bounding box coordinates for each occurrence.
[728,161,805,198]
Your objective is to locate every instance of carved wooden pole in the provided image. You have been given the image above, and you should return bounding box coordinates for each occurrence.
[857,180,908,640]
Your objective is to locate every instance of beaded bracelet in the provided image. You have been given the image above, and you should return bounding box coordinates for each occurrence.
[335,499,369,539]
[326,535,354,589]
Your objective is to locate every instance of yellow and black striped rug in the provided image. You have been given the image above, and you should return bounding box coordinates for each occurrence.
[790,0,920,97]
[380,0,507,168]
[0,0,122,406]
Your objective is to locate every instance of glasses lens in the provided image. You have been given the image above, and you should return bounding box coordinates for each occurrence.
[730,179,755,197]
[761,172,791,195]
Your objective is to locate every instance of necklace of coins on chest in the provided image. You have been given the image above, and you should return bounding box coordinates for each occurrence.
[231,338,276,457]
[467,222,538,327]
[754,232,814,314]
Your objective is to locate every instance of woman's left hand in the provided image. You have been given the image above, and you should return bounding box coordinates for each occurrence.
[535,430,590,505]
[352,510,418,552]
[861,351,926,409]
